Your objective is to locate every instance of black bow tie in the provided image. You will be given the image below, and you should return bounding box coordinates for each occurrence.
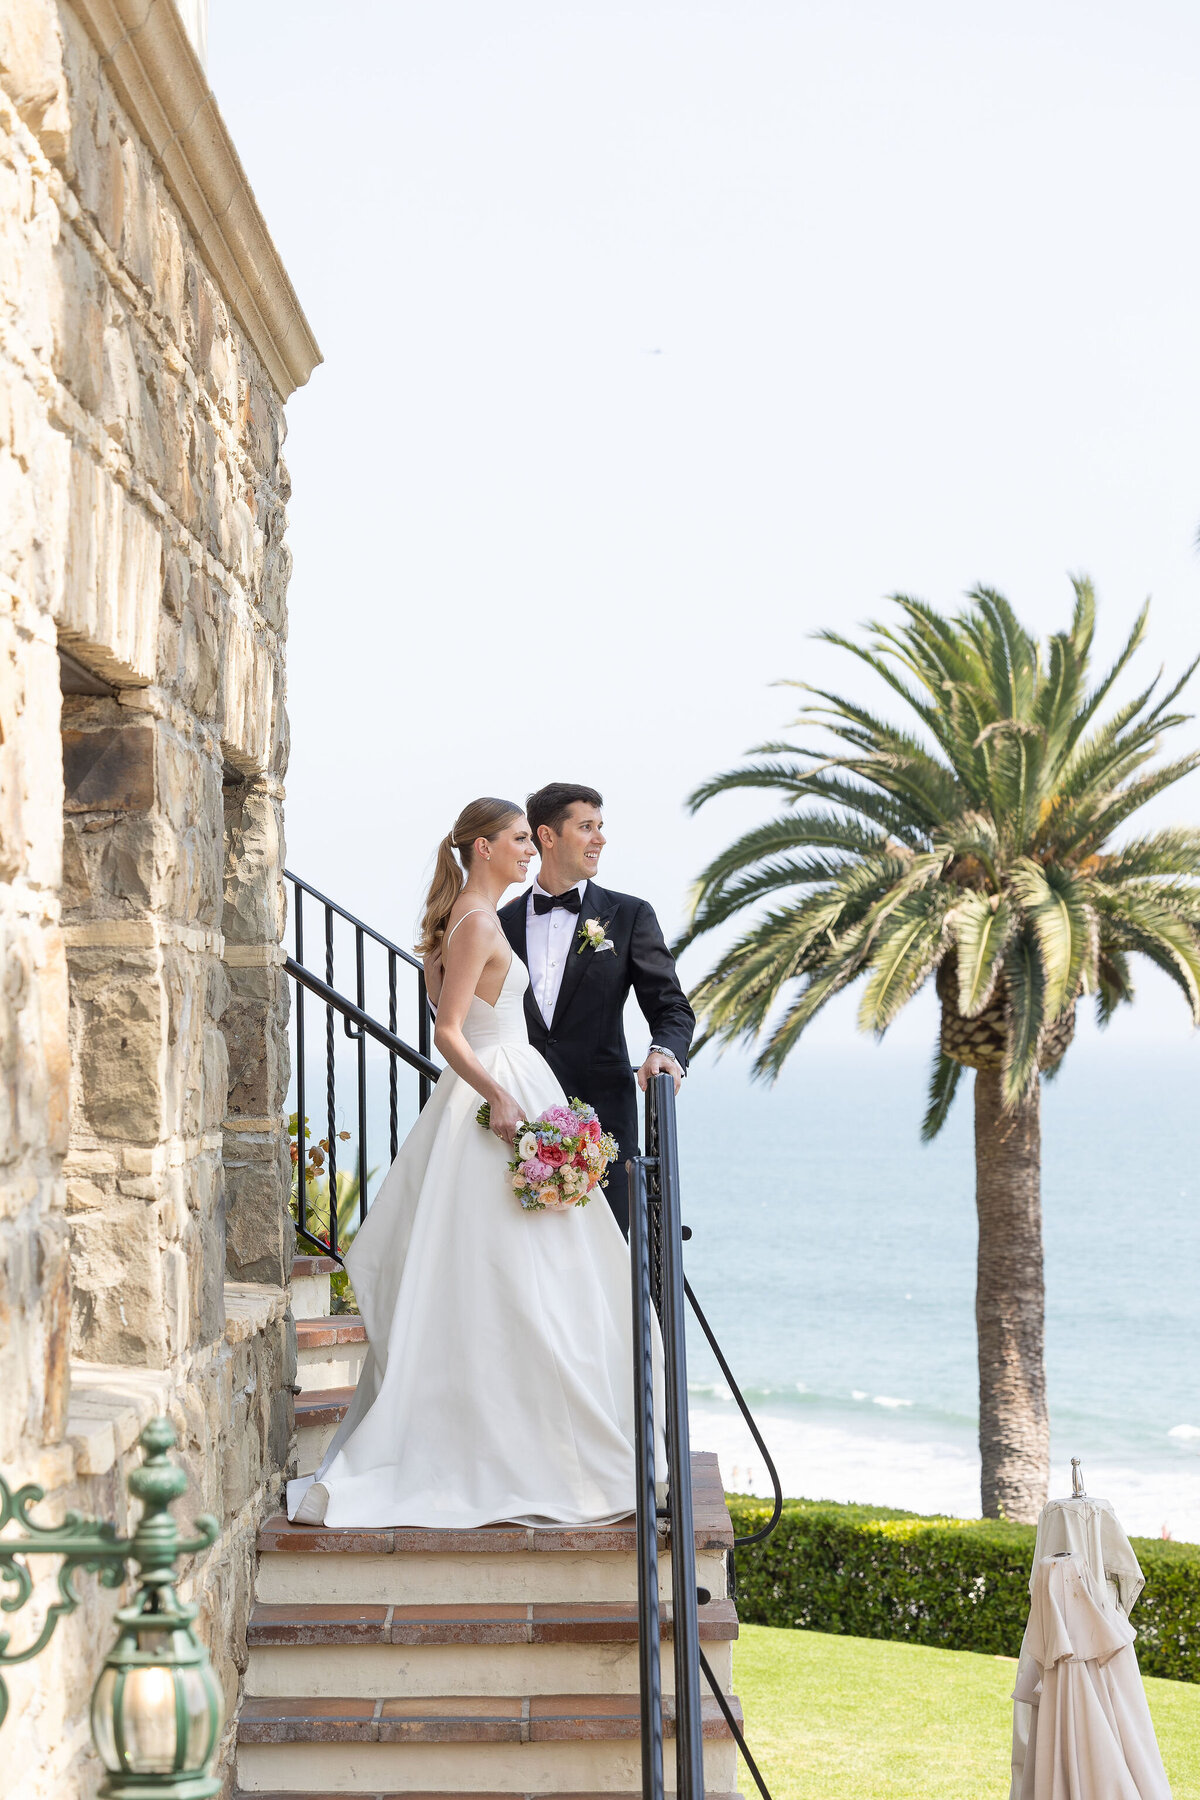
[533,888,583,915]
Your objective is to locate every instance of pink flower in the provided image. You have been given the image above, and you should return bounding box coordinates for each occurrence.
[540,1142,567,1168]
[521,1157,551,1183]
[585,1117,602,1142]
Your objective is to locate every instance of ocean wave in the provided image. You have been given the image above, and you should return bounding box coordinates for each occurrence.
[1168,1424,1200,1441]
[687,1377,975,1432]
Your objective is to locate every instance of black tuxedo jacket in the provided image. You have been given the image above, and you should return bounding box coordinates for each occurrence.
[498,881,695,1235]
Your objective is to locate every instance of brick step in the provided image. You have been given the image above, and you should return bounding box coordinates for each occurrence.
[244,1599,738,1699]
[294,1384,356,1428]
[291,1256,338,1320]
[295,1318,367,1350]
[294,1384,352,1470]
[235,1692,741,1795]
[295,1318,369,1392]
[261,1453,734,1609]
[236,1792,745,1800]
[249,1599,739,1647]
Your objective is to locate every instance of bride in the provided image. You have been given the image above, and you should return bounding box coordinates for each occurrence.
[287,796,661,1529]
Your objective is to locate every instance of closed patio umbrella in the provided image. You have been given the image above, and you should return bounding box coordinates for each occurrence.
[1009,1481,1171,1800]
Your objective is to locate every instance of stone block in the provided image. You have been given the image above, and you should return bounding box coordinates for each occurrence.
[0,614,63,887]
[224,1142,291,1286]
[222,786,284,946]
[0,615,28,882]
[56,447,160,683]
[181,571,220,717]
[186,1152,225,1349]
[222,961,289,1119]
[69,1195,169,1366]
[0,0,72,167]
[0,915,67,1166]
[202,1022,229,1129]
[38,927,69,1155]
[38,1215,71,1441]
[62,722,155,812]
[95,812,162,912]
[50,226,104,412]
[76,972,164,1143]
[219,598,276,772]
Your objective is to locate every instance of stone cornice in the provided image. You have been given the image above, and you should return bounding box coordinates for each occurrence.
[71,0,321,399]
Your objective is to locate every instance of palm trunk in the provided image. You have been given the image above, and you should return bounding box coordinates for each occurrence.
[973,1066,1049,1521]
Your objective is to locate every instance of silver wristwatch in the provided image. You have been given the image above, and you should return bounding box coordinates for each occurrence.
[649,1045,684,1074]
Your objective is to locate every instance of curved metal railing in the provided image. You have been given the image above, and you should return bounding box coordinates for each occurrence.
[285,870,437,1260]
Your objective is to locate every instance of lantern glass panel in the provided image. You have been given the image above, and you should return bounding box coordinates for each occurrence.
[121,1663,180,1772]
[180,1663,220,1768]
[90,1668,120,1771]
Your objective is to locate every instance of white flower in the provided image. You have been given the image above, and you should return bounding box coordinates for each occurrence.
[518,1131,539,1161]
[579,917,615,954]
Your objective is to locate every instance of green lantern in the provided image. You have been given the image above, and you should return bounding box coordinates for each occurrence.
[0,1416,221,1794]
[90,1583,222,1797]
[90,1419,222,1797]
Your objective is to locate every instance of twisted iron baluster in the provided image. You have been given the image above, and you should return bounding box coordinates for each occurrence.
[355,926,368,1229]
[388,951,399,1159]
[418,966,432,1110]
[324,904,337,1256]
[294,880,307,1244]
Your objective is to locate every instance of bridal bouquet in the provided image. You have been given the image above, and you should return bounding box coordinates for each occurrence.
[476,1098,619,1211]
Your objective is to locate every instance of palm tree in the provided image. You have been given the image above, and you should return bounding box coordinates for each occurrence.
[678,583,1200,1521]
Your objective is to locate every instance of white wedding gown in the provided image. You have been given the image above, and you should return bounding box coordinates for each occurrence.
[287,951,662,1529]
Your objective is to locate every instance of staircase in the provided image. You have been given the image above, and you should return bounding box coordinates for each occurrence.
[235,1254,746,1798]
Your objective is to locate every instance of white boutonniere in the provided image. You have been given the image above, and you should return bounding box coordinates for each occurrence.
[577,916,615,955]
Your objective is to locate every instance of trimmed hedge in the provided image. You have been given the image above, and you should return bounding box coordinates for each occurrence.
[726,1495,1200,1684]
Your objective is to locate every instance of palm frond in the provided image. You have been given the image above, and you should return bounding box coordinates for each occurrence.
[1002,930,1046,1104]
[1093,888,1200,1022]
[857,890,951,1035]
[950,892,1014,1017]
[1009,861,1094,1020]
[921,1049,963,1141]
[1095,947,1134,1027]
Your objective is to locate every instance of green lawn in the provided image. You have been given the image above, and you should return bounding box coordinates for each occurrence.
[734,1624,1200,1800]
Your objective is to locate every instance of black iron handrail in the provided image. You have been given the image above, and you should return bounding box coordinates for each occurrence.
[684,1277,783,1548]
[285,870,436,1261]
[629,1073,704,1800]
[628,1153,665,1800]
[632,1075,782,1800]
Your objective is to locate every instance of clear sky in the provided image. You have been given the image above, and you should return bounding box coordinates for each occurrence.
[211,0,1200,1056]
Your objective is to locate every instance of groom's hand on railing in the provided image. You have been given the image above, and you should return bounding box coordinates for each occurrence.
[637,1050,682,1096]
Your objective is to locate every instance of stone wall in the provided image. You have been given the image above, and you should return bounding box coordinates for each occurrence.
[0,1,316,1792]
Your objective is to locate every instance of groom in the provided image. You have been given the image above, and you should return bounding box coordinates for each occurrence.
[499,783,695,1236]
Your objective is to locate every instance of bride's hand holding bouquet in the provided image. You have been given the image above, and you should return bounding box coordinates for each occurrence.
[476,1098,619,1211]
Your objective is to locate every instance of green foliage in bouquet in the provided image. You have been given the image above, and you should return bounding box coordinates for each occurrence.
[727,1495,1200,1682]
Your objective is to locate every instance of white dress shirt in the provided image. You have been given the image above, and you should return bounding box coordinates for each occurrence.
[526,878,587,1025]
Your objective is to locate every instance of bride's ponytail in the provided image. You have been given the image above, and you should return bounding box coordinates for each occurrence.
[415,797,522,956]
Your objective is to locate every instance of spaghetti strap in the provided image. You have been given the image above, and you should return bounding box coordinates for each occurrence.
[443,908,493,949]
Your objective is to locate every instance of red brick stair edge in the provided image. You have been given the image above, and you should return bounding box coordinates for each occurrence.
[236,1691,742,1744]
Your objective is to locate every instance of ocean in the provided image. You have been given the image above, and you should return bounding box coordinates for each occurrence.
[320,1013,1200,1542]
[677,1041,1200,1542]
